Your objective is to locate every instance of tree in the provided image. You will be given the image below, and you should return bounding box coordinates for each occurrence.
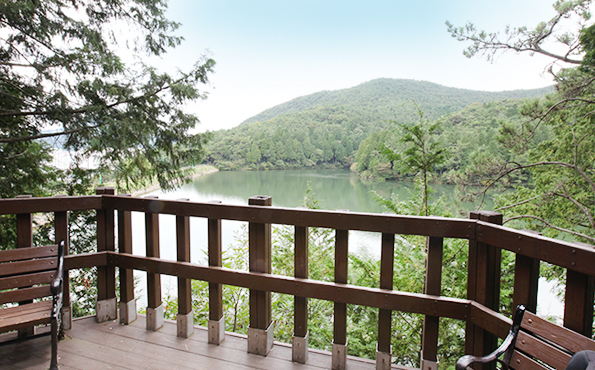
[447,0,595,243]
[381,104,447,216]
[446,1,590,66]
[0,0,215,197]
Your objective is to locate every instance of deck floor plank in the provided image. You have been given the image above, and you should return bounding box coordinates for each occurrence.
[0,315,385,369]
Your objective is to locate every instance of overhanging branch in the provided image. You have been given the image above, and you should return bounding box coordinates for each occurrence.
[0,124,102,143]
[504,214,595,243]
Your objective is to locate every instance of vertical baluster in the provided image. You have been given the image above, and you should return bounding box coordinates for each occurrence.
[54,197,72,330]
[176,199,193,338]
[248,196,273,356]
[333,228,349,370]
[511,230,541,313]
[208,201,225,344]
[421,236,443,370]
[293,222,309,363]
[564,241,594,337]
[16,195,34,337]
[145,195,163,331]
[466,211,502,370]
[117,195,136,324]
[377,233,394,370]
[96,187,116,323]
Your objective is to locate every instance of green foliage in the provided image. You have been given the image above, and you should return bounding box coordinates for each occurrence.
[448,0,595,244]
[205,79,551,172]
[0,0,215,198]
[352,99,549,189]
[446,0,591,64]
[27,166,101,316]
[381,105,447,216]
[371,181,474,367]
[448,2,595,335]
[0,0,213,316]
[494,79,595,243]
[160,185,477,368]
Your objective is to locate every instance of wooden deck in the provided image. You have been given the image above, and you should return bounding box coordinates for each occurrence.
[0,315,389,370]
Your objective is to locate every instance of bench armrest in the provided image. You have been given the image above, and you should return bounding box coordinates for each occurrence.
[50,241,65,319]
[456,305,526,370]
[50,241,65,296]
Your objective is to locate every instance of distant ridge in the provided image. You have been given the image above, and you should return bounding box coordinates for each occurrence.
[241,78,553,124]
[206,78,553,172]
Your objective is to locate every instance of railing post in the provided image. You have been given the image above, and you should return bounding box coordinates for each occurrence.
[248,195,273,356]
[16,195,34,337]
[333,228,349,370]
[118,195,136,325]
[293,220,309,363]
[511,230,541,313]
[564,242,594,337]
[145,195,163,331]
[96,187,117,323]
[176,199,193,338]
[376,233,394,370]
[208,201,225,344]
[421,236,444,370]
[466,211,502,370]
[54,196,72,330]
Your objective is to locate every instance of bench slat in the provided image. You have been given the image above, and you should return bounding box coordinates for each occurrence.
[0,271,55,291]
[522,311,595,354]
[0,302,52,332]
[0,300,52,320]
[0,257,58,278]
[0,245,58,263]
[510,350,549,370]
[517,330,572,370]
[0,285,52,305]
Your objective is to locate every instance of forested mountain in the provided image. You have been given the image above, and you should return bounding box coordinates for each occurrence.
[242,78,551,124]
[204,78,552,171]
[353,99,549,181]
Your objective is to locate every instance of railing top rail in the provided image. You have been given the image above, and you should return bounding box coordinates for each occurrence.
[477,221,595,276]
[0,195,102,214]
[2,194,595,276]
[102,195,476,238]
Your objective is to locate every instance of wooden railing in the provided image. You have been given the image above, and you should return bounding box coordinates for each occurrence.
[1,187,594,370]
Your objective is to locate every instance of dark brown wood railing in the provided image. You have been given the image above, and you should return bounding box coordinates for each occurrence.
[0,188,593,370]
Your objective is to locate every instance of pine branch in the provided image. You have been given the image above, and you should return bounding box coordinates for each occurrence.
[504,214,595,243]
[0,124,102,144]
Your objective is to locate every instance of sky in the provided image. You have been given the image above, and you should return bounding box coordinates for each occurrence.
[145,0,582,132]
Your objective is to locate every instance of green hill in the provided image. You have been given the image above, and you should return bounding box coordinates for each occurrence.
[241,78,551,124]
[204,78,552,171]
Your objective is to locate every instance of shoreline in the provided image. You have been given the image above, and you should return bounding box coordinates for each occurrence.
[130,166,219,197]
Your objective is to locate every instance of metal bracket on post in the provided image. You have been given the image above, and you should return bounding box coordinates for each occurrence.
[61,306,72,331]
[420,357,439,370]
[97,297,117,323]
[119,299,137,325]
[247,321,274,356]
[376,343,392,370]
[292,332,309,364]
[332,339,348,370]
[146,304,164,331]
[177,310,194,338]
[208,315,226,345]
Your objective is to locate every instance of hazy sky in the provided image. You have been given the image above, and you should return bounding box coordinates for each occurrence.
[147,1,581,131]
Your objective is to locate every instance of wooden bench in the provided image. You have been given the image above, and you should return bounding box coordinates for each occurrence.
[0,241,65,370]
[457,305,595,370]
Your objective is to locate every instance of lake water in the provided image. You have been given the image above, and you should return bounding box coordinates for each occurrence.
[130,168,562,319]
